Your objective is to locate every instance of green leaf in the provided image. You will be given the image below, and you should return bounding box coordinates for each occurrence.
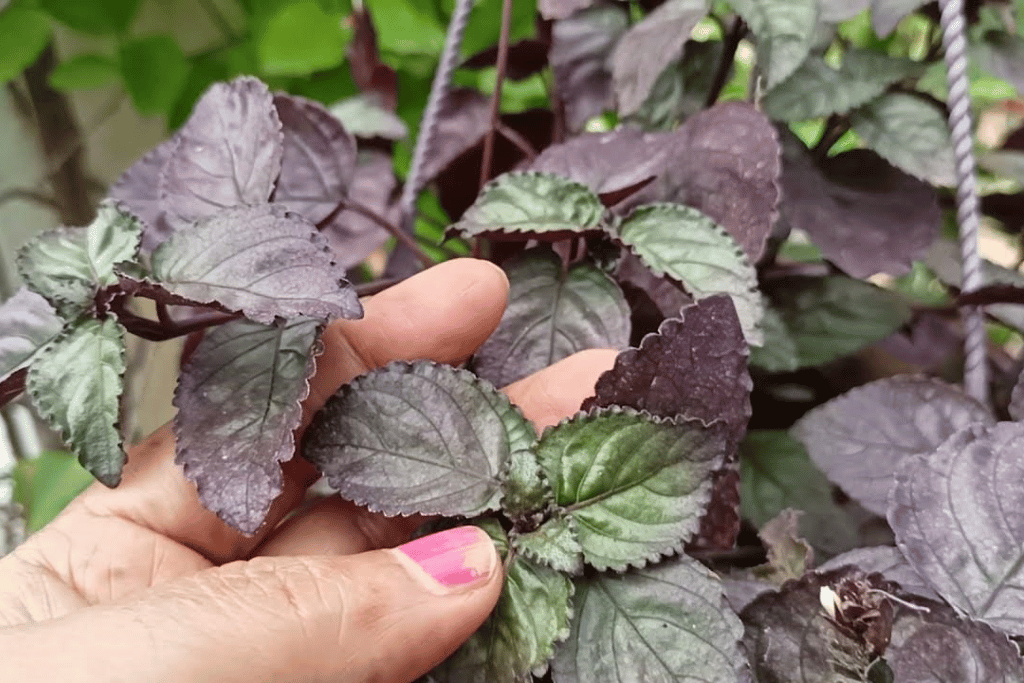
[763,49,921,122]
[13,450,93,533]
[730,0,818,89]
[432,545,574,683]
[552,555,746,683]
[16,201,142,314]
[48,53,118,91]
[747,307,799,372]
[850,93,955,187]
[175,317,320,535]
[119,35,188,116]
[616,203,764,345]
[26,318,126,487]
[259,0,351,76]
[513,514,584,575]
[474,248,631,387]
[0,288,63,387]
[741,430,857,558]
[752,275,912,370]
[501,447,552,521]
[536,407,728,571]
[753,509,814,582]
[371,0,445,55]
[450,172,606,241]
[40,0,140,34]
[303,360,535,517]
[0,7,51,82]
[460,0,537,56]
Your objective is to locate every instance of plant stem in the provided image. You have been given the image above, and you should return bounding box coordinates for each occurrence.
[113,300,240,342]
[705,17,745,107]
[495,120,537,161]
[478,0,514,190]
[341,199,435,269]
[812,114,849,161]
[0,188,62,212]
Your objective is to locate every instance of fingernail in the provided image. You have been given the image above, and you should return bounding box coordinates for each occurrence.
[398,526,497,593]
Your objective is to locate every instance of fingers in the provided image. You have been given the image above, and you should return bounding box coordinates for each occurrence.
[65,259,509,566]
[503,348,619,431]
[2,527,503,683]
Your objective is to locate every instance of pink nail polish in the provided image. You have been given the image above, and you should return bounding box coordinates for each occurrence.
[398,526,497,590]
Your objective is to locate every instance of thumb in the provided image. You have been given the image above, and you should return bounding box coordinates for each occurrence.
[6,526,503,683]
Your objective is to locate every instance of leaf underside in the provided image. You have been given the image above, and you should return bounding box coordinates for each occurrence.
[552,555,746,683]
[303,361,535,517]
[794,376,993,517]
[0,288,64,388]
[474,248,631,387]
[536,407,728,571]
[174,317,320,535]
[27,318,127,487]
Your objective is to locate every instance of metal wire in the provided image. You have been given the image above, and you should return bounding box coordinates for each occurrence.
[398,0,476,230]
[937,0,988,405]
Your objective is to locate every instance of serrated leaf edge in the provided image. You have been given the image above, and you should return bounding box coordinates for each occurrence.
[511,512,585,576]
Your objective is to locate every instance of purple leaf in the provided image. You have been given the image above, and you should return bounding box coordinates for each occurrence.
[149,204,362,325]
[817,546,940,601]
[160,77,283,231]
[473,249,631,387]
[271,93,357,225]
[417,88,492,187]
[174,317,320,535]
[583,295,752,550]
[320,150,395,269]
[550,3,629,131]
[462,39,549,81]
[610,0,709,116]
[0,369,26,409]
[794,376,993,517]
[539,0,596,20]
[780,133,940,278]
[0,288,64,389]
[108,137,176,252]
[615,250,692,325]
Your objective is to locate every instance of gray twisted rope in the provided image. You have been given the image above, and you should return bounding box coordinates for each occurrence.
[398,0,476,229]
[938,0,988,404]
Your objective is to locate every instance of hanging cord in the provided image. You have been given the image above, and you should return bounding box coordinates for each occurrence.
[937,0,988,405]
[397,0,475,233]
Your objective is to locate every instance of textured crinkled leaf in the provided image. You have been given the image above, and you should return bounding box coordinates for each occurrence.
[851,93,956,187]
[149,204,361,324]
[550,4,629,131]
[779,135,940,279]
[474,249,630,387]
[303,361,535,517]
[502,448,552,521]
[871,0,928,37]
[763,50,921,122]
[160,77,283,230]
[818,547,939,601]
[614,103,782,263]
[418,88,492,186]
[321,150,395,269]
[730,0,818,88]
[431,552,573,683]
[328,94,408,140]
[758,275,913,369]
[617,204,764,344]
[610,0,709,116]
[795,376,993,517]
[271,93,357,225]
[17,201,142,313]
[755,509,814,582]
[536,408,728,570]
[0,289,63,389]
[26,318,126,487]
[741,567,898,682]
[552,555,745,683]
[174,317,319,535]
[889,421,1024,633]
[741,430,858,558]
[451,172,605,240]
[886,598,1024,682]
[109,137,177,252]
[514,515,584,575]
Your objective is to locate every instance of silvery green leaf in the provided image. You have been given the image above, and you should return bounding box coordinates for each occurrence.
[328,93,409,140]
[616,203,764,344]
[730,0,818,88]
[27,318,126,487]
[889,421,1024,634]
[0,288,63,390]
[514,514,584,575]
[795,376,993,517]
[501,447,552,521]
[304,361,535,517]
[474,248,631,387]
[536,407,728,570]
[17,201,142,314]
[552,555,745,683]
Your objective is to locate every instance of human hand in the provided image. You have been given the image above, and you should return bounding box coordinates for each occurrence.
[0,259,617,683]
